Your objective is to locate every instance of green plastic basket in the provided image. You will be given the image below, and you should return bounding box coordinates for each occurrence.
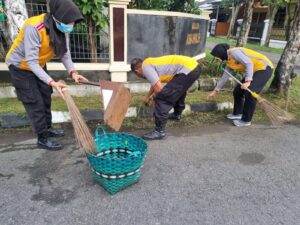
[86,127,148,194]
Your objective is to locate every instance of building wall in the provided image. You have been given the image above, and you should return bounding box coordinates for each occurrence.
[127,11,208,61]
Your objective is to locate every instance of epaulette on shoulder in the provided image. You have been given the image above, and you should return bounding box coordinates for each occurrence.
[35,22,45,31]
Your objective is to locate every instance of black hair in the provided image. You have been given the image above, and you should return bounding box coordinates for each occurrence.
[211,43,230,61]
[130,58,143,71]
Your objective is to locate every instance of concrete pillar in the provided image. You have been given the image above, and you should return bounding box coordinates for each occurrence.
[260,19,269,46]
[236,19,243,38]
[108,0,131,82]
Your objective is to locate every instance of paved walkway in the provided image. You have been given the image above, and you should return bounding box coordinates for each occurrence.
[1,123,300,225]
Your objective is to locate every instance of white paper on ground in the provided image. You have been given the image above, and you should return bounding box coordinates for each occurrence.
[102,89,113,110]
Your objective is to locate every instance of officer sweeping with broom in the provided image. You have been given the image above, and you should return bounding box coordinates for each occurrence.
[131,55,201,140]
[5,0,88,150]
[208,44,274,127]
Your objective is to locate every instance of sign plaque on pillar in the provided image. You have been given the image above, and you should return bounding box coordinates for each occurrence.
[113,8,125,61]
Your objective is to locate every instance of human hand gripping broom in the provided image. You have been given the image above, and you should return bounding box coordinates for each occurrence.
[136,82,168,116]
[136,84,158,116]
[136,96,154,119]
[138,82,167,111]
[222,69,295,126]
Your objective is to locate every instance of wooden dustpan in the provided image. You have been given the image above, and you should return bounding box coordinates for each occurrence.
[100,80,131,131]
[80,80,132,131]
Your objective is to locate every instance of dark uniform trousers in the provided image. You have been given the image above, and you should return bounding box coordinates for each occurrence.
[9,65,53,138]
[154,65,201,131]
[233,66,273,122]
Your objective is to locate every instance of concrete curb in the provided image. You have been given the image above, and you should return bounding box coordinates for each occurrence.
[0,102,233,128]
[0,78,236,98]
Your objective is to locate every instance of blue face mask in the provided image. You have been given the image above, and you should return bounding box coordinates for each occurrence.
[52,16,74,33]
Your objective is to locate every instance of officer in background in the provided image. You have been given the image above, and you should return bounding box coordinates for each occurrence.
[208,43,274,126]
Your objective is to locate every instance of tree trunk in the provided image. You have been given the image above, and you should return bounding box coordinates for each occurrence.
[4,0,28,40]
[264,5,279,47]
[285,3,291,40]
[170,0,185,12]
[285,3,298,41]
[88,19,98,63]
[270,0,300,93]
[227,3,242,39]
[236,0,254,47]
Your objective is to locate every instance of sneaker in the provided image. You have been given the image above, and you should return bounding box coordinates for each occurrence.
[233,119,251,127]
[226,113,242,120]
[142,130,166,141]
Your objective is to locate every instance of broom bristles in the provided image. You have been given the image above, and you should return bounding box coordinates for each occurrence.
[62,88,96,154]
[256,96,296,126]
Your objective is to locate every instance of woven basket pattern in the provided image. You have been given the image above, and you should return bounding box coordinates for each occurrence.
[86,127,148,194]
[91,172,141,194]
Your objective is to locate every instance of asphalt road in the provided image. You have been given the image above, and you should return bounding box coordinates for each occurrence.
[1,122,300,225]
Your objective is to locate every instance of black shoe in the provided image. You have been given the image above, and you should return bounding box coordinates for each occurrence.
[142,130,166,140]
[168,113,181,122]
[37,138,63,151]
[48,128,65,137]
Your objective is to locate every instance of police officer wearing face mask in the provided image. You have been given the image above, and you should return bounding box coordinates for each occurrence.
[207,43,274,127]
[5,0,88,151]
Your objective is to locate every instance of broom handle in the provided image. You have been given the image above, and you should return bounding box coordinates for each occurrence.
[79,80,131,94]
[79,80,102,87]
[223,69,258,98]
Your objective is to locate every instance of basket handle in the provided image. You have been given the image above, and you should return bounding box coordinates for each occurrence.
[95,126,107,138]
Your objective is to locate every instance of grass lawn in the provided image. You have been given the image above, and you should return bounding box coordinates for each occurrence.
[207,36,283,55]
[1,77,299,130]
[0,91,233,115]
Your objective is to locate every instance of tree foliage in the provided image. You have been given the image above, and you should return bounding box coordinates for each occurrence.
[221,0,243,9]
[185,0,202,15]
[74,0,108,30]
[262,0,285,16]
[129,0,201,14]
[73,0,108,63]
